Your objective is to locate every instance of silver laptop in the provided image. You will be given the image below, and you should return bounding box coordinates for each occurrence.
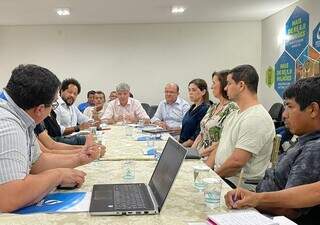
[89,137,187,215]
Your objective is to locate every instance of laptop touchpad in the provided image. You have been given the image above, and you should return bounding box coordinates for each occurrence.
[94,190,113,201]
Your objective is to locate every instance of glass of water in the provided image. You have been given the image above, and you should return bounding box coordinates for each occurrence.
[203,178,222,208]
[122,160,135,181]
[192,164,210,192]
[125,125,133,136]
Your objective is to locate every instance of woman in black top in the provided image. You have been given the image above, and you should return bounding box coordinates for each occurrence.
[179,79,209,147]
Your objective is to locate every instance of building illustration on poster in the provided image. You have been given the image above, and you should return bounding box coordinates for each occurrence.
[296,45,320,80]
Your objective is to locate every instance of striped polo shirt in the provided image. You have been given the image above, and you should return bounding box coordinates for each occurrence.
[0,91,40,184]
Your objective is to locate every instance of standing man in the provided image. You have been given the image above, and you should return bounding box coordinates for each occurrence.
[55,78,92,136]
[0,64,100,212]
[151,83,190,131]
[208,64,275,190]
[102,83,150,124]
[78,90,95,112]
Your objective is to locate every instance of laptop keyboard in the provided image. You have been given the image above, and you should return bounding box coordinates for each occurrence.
[114,183,153,211]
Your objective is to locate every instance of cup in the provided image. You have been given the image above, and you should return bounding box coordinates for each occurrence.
[203,178,222,208]
[89,126,97,135]
[122,160,135,181]
[138,119,144,127]
[146,135,155,148]
[153,147,161,161]
[96,131,103,142]
[192,164,210,192]
[125,125,133,136]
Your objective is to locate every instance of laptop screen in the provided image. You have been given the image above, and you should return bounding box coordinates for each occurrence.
[148,137,187,211]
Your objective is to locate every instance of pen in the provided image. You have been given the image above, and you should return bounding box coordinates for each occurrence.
[233,168,244,203]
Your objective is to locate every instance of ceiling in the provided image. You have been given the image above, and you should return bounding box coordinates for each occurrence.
[0,0,298,26]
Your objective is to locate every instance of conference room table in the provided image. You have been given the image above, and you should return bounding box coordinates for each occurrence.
[99,125,170,161]
[0,125,233,225]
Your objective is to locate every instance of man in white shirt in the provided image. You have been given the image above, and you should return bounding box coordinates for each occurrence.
[83,91,107,121]
[209,64,275,190]
[151,83,190,131]
[54,78,92,135]
[101,83,149,124]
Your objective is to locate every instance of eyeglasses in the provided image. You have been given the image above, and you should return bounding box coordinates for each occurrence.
[51,101,59,110]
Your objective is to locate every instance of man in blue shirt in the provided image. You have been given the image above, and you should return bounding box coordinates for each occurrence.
[151,83,190,131]
[0,90,5,100]
[226,76,320,223]
[78,90,96,112]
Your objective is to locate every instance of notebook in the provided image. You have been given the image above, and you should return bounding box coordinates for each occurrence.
[208,210,279,225]
[89,137,187,215]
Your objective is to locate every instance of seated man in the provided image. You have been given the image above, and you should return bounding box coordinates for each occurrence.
[1,91,85,151]
[108,90,117,102]
[208,65,275,190]
[78,90,95,112]
[225,76,320,223]
[151,83,190,131]
[0,64,100,212]
[83,91,107,121]
[225,183,320,225]
[101,83,150,124]
[55,78,93,135]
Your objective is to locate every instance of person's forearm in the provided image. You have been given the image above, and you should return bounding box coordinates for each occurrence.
[46,149,82,155]
[51,141,82,150]
[0,169,62,212]
[205,149,217,169]
[30,153,80,174]
[63,126,79,135]
[182,139,194,147]
[216,149,251,178]
[191,135,201,148]
[256,182,320,208]
[215,160,243,177]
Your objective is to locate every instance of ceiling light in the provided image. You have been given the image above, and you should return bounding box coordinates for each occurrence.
[171,6,185,14]
[56,8,70,16]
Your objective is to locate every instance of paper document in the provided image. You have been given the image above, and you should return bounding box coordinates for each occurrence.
[273,216,297,225]
[208,210,278,225]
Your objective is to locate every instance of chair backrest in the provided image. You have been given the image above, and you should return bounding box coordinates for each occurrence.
[268,103,284,121]
[141,103,151,115]
[270,134,282,168]
[244,134,282,186]
[148,105,158,118]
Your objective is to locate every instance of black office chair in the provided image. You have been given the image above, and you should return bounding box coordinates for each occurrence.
[141,103,151,115]
[268,103,284,129]
[148,105,158,118]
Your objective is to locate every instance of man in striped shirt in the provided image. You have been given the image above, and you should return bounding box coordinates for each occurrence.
[0,64,101,212]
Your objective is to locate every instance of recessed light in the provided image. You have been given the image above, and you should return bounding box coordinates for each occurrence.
[56,8,70,16]
[171,6,185,14]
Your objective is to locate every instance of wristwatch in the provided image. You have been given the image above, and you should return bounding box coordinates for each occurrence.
[74,125,80,132]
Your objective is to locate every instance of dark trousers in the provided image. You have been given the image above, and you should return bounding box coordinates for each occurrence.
[53,134,86,145]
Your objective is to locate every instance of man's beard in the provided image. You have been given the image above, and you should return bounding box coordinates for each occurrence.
[62,96,74,106]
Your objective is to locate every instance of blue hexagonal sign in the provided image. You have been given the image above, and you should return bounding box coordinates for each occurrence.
[313,22,320,52]
[275,51,295,98]
[285,6,309,59]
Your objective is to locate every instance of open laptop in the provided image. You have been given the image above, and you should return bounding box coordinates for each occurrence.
[89,137,187,215]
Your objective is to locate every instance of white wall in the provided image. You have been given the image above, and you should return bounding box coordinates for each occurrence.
[0,22,261,105]
[261,0,320,110]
